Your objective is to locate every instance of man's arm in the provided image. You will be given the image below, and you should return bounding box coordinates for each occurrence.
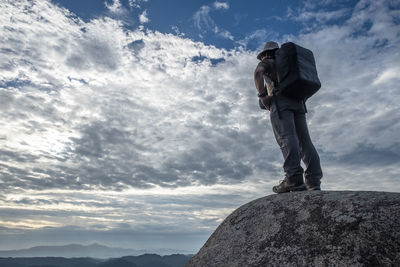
[254,63,273,110]
[254,64,266,96]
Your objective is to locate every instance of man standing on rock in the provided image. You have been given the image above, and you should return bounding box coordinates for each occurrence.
[254,41,323,193]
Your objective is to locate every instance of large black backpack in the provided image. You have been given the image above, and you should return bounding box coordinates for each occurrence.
[274,42,321,100]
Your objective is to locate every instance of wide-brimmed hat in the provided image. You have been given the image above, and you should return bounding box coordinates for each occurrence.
[257,41,279,60]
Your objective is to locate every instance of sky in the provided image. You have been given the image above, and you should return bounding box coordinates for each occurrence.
[0,0,399,253]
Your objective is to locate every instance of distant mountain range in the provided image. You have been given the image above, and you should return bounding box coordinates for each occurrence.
[0,243,193,259]
[0,254,192,267]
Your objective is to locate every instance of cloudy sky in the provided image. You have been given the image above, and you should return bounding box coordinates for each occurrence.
[0,0,399,253]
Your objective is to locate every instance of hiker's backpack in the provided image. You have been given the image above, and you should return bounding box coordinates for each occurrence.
[275,42,321,100]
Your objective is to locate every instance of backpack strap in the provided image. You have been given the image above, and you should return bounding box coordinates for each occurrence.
[259,59,282,119]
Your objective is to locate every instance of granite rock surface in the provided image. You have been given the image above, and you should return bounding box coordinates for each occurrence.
[186,191,400,267]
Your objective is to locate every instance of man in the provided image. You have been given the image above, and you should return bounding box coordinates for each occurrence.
[254,41,323,193]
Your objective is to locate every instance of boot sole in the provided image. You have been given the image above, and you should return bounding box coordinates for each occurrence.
[290,184,306,192]
[273,184,306,194]
[307,186,321,191]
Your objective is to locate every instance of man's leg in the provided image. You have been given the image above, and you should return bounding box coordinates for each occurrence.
[294,113,323,189]
[270,105,305,193]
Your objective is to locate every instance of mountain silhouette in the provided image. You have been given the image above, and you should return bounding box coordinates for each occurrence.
[0,243,181,258]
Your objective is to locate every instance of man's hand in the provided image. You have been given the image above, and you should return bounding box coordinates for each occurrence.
[259,95,273,110]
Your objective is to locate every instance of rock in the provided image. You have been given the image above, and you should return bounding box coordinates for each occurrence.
[186,191,400,267]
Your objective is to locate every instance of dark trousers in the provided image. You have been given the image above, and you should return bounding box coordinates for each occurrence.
[269,96,323,185]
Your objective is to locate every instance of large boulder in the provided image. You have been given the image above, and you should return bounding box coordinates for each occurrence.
[186,191,400,267]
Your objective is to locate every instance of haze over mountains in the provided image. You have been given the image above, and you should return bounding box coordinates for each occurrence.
[0,254,191,267]
[0,243,193,258]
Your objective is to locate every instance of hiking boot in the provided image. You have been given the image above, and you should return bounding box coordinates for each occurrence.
[272,180,306,194]
[306,184,321,191]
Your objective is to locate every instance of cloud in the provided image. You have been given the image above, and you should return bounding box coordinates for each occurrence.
[213,1,229,10]
[104,0,138,25]
[105,0,126,16]
[139,10,149,24]
[1,0,400,194]
[0,0,276,251]
[300,0,355,11]
[128,0,148,9]
[0,184,261,251]
[373,67,400,85]
[193,6,213,30]
[237,29,280,50]
[286,0,354,33]
[214,26,234,40]
[1,0,255,193]
[193,4,233,40]
[291,8,351,23]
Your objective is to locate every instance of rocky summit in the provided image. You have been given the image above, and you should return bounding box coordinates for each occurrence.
[186,191,400,267]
